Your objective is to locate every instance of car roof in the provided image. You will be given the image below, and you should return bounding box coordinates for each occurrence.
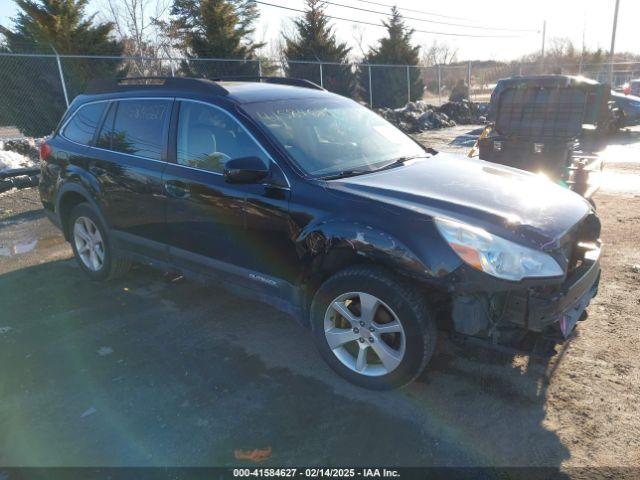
[80,77,334,106]
[218,81,332,104]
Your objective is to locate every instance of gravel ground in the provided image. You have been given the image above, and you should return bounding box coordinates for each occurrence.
[0,127,638,473]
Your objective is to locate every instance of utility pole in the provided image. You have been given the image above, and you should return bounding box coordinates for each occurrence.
[579,13,586,74]
[608,0,621,86]
[540,20,546,74]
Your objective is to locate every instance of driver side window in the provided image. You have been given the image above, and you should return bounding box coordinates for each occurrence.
[176,101,269,173]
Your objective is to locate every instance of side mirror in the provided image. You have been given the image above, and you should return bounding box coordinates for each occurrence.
[223,156,269,184]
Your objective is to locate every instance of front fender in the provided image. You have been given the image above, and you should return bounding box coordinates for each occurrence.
[296,219,442,282]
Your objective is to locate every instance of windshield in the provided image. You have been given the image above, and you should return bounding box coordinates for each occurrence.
[243,96,426,177]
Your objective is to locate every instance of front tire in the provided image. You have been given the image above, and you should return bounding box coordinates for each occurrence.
[310,265,437,389]
[68,203,131,281]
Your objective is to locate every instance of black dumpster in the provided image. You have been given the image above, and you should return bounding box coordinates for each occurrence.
[479,75,610,198]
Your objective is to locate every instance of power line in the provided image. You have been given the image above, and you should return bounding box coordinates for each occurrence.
[318,0,538,32]
[252,1,528,38]
[347,0,484,22]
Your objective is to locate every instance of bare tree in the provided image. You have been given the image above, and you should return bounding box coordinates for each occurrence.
[254,22,287,75]
[99,0,172,75]
[422,39,458,66]
[350,25,367,59]
[517,37,579,74]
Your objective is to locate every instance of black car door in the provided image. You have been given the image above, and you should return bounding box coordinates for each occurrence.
[163,99,292,295]
[91,98,172,258]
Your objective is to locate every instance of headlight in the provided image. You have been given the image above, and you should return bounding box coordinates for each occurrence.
[435,217,563,281]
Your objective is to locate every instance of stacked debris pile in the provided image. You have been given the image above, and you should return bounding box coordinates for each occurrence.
[377,100,487,134]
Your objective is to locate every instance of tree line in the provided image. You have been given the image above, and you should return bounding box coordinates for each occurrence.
[0,0,426,134]
[3,0,638,135]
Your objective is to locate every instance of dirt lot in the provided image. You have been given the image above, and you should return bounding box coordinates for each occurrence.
[0,127,638,473]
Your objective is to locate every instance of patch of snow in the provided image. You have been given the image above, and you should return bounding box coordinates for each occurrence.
[81,407,97,418]
[0,150,36,172]
[0,239,38,257]
[97,346,114,356]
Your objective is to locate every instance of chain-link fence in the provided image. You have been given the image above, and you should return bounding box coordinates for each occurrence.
[1,52,639,138]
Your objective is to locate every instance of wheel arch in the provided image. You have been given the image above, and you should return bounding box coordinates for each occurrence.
[295,220,446,321]
[56,183,108,241]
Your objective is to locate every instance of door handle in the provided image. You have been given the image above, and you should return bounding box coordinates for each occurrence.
[164,180,190,198]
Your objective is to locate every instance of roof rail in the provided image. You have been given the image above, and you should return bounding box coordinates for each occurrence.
[211,76,325,91]
[85,77,229,95]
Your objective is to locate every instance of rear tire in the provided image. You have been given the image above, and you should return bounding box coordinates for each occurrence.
[310,265,437,390]
[68,203,131,281]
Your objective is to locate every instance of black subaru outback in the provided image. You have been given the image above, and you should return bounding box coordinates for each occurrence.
[39,77,602,389]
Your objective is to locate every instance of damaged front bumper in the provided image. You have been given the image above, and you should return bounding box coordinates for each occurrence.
[451,242,601,342]
[507,246,601,338]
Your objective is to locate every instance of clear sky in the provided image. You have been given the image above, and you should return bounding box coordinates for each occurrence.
[0,0,637,62]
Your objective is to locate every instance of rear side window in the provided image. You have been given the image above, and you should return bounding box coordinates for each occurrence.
[62,103,106,145]
[97,99,171,160]
[96,102,117,150]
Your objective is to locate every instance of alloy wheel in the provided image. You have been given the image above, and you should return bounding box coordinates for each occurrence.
[73,216,105,272]
[324,292,406,376]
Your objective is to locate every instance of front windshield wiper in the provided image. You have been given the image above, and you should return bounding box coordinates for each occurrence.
[320,154,432,180]
[320,169,371,180]
[371,154,428,172]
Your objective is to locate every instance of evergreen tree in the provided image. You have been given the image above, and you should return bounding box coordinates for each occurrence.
[359,7,423,108]
[161,0,264,77]
[0,0,123,136]
[283,0,355,97]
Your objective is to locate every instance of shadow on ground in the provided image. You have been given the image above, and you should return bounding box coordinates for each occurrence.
[0,257,572,469]
[448,127,484,148]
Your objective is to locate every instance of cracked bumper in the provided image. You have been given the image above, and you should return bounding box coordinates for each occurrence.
[506,244,601,336]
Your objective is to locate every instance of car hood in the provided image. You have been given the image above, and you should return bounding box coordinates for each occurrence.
[325,153,590,249]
